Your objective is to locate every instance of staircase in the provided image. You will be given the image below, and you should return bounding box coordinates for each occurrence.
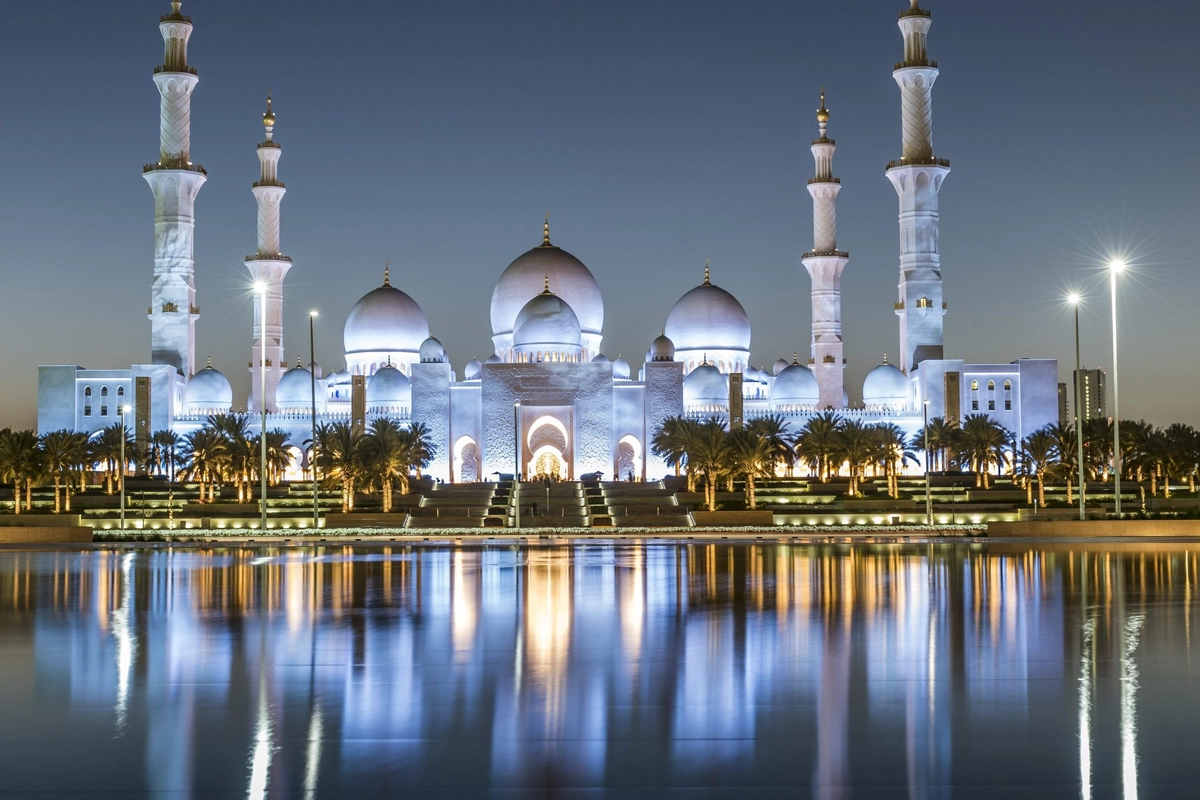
[510,481,589,528]
[599,481,691,528]
[407,483,500,529]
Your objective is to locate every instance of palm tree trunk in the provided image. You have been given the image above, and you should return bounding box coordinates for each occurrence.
[12,484,20,515]
[382,480,392,513]
[1037,472,1044,507]
[54,477,61,514]
[747,474,756,510]
[1065,477,1073,506]
[25,481,32,512]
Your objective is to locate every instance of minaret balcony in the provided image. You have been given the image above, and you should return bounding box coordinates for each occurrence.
[252,179,285,188]
[802,249,849,260]
[160,12,192,23]
[153,65,197,76]
[189,305,200,315]
[894,60,937,71]
[257,141,281,150]
[245,254,292,263]
[807,177,840,185]
[143,155,207,175]
[885,156,950,170]
[899,7,931,18]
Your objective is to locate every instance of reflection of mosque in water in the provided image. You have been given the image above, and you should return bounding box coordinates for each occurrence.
[0,544,1192,794]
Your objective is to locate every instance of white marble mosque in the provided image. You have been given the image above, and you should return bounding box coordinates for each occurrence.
[37,0,1058,482]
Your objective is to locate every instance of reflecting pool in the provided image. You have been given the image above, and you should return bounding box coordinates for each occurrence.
[1,541,1199,798]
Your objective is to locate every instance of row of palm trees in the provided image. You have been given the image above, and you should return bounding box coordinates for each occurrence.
[651,412,1200,511]
[0,415,436,515]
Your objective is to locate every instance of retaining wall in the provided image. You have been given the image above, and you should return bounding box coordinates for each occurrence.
[988,520,1200,538]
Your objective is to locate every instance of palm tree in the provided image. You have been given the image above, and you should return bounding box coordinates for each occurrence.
[1165,423,1200,493]
[958,415,1009,489]
[746,414,795,477]
[148,430,184,482]
[207,413,253,501]
[0,429,42,514]
[89,424,131,495]
[1023,428,1056,507]
[835,420,876,496]
[726,429,774,509]
[1048,423,1080,505]
[795,411,842,481]
[399,422,436,483]
[916,416,959,473]
[1083,417,1112,482]
[316,422,365,512]
[180,428,229,503]
[40,430,88,513]
[687,419,729,511]
[651,416,697,488]
[874,423,916,498]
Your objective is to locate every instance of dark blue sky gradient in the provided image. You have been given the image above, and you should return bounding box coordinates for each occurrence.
[1,0,1198,428]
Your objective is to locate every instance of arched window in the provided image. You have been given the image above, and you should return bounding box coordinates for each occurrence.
[1004,380,1012,391]
[117,386,125,397]
[101,386,109,397]
[84,386,92,397]
[970,380,978,391]
[987,380,995,391]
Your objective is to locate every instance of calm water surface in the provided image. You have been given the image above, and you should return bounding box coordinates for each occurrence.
[1,541,1198,798]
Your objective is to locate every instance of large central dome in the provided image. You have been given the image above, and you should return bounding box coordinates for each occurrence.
[490,222,603,358]
[343,267,430,375]
[663,263,751,374]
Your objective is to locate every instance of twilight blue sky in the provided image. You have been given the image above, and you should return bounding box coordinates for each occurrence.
[1,0,1198,428]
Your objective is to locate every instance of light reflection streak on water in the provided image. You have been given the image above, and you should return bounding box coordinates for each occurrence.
[1121,614,1144,800]
[1079,617,1094,800]
[246,669,275,800]
[303,702,323,800]
[112,552,136,736]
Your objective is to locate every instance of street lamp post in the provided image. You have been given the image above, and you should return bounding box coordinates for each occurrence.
[923,399,932,526]
[309,311,320,530]
[119,404,131,529]
[513,402,521,530]
[256,283,268,533]
[1069,293,1086,520]
[1109,261,1124,518]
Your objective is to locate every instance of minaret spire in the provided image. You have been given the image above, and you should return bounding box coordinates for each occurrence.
[703,259,711,286]
[542,213,551,246]
[383,260,391,287]
[887,0,949,372]
[145,0,206,377]
[245,93,291,414]
[801,90,849,409]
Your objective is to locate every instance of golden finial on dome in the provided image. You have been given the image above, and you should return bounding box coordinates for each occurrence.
[882,352,889,365]
[206,355,211,368]
[383,260,391,287]
[542,212,551,247]
[541,274,553,295]
[296,356,303,368]
[792,352,799,365]
[816,90,829,124]
[702,353,709,366]
[703,258,711,286]
[263,91,275,128]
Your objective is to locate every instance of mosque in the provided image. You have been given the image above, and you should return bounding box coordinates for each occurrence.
[37,0,1057,482]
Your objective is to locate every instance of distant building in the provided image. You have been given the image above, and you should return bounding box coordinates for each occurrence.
[1072,368,1107,421]
[1058,383,1069,426]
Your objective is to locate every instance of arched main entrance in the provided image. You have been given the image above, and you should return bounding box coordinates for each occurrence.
[616,435,642,482]
[525,413,571,480]
[453,436,480,483]
[531,446,566,481]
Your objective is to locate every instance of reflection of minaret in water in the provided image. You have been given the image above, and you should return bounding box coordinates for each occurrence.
[802,92,849,409]
[887,0,950,373]
[145,1,206,377]
[246,94,291,413]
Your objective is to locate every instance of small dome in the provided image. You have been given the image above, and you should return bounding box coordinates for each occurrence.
[772,358,790,376]
[464,359,482,380]
[863,360,910,410]
[343,275,430,361]
[591,353,610,363]
[663,266,751,366]
[772,363,819,409]
[365,363,412,413]
[485,353,502,364]
[683,363,728,409]
[185,366,233,413]
[276,363,318,410]
[613,358,631,380]
[419,337,445,363]
[649,334,676,362]
[513,289,582,350]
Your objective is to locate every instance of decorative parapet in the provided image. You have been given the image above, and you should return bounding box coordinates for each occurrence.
[161,302,178,313]
[252,178,285,188]
[160,11,192,23]
[894,59,937,71]
[153,65,197,76]
[244,254,292,263]
[143,155,207,175]
[807,176,841,185]
[189,305,200,315]
[885,155,950,170]
[894,301,905,310]
[899,6,931,19]
[802,249,849,260]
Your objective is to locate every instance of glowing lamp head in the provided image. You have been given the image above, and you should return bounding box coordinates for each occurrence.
[309,310,319,318]
[1067,292,1081,306]
[122,404,131,413]
[254,282,266,294]
[1110,259,1126,274]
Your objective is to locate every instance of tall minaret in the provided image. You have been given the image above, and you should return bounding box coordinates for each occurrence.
[886,0,950,373]
[802,92,849,409]
[144,0,206,377]
[245,94,291,414]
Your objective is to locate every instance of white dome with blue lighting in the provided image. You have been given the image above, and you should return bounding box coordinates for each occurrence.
[185,365,233,415]
[862,358,910,411]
